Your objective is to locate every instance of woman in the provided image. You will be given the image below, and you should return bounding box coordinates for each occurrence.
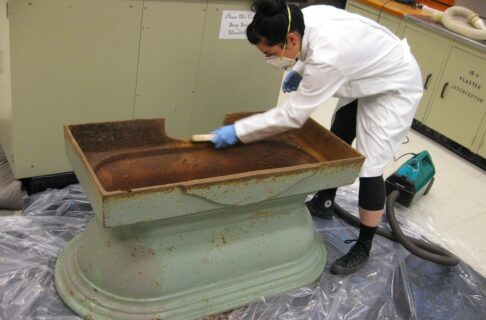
[211,0,423,275]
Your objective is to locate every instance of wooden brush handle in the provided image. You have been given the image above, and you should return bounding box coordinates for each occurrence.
[191,134,216,142]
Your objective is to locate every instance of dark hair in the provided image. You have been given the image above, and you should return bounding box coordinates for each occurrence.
[246,0,305,46]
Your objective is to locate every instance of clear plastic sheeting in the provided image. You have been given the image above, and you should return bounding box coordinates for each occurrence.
[0,184,485,320]
[233,186,486,320]
[0,185,92,320]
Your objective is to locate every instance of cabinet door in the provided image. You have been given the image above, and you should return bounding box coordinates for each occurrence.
[9,0,143,178]
[403,26,449,122]
[0,0,13,165]
[425,48,486,149]
[133,0,207,139]
[346,2,378,21]
[477,131,486,158]
[379,14,400,35]
[190,0,283,134]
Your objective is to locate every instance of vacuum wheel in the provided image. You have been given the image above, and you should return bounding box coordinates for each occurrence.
[423,177,435,195]
[324,199,333,209]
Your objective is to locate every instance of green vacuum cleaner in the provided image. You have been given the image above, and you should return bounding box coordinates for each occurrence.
[333,150,459,266]
[385,151,435,207]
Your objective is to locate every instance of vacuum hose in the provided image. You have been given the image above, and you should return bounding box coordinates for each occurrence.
[334,190,460,266]
[432,6,486,41]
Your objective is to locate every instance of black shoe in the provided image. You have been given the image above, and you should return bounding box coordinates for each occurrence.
[331,239,371,275]
[305,190,334,219]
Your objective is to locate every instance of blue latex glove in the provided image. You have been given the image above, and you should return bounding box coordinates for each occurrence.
[282,70,302,93]
[211,124,238,149]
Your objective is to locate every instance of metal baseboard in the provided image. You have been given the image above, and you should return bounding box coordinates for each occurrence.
[21,172,78,195]
[412,120,486,171]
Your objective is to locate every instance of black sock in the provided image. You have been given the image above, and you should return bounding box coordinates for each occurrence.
[358,223,377,245]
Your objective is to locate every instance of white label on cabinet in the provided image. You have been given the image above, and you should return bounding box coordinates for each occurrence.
[219,10,255,39]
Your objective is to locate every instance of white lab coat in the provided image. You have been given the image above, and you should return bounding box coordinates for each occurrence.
[234,5,423,177]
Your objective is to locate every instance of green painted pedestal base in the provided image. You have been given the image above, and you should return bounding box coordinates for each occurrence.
[55,196,326,320]
[55,116,363,319]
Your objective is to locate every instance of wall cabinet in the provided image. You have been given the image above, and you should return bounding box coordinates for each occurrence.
[345,2,378,20]
[345,0,485,158]
[401,25,450,121]
[345,0,402,35]
[424,48,485,150]
[478,130,486,158]
[133,0,208,137]
[377,13,401,34]
[5,0,144,179]
[403,22,485,154]
[0,0,283,179]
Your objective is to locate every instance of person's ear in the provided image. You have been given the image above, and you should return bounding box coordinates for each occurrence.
[287,33,299,48]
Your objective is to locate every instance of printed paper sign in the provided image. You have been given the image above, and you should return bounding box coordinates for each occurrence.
[219,10,255,39]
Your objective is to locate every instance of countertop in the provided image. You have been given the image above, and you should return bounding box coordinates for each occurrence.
[353,0,449,17]
[405,15,486,52]
[353,0,485,52]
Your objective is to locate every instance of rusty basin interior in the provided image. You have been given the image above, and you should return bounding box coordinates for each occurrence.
[55,114,364,320]
[69,113,361,193]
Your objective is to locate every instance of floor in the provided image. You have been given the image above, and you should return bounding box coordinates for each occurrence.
[293,95,486,276]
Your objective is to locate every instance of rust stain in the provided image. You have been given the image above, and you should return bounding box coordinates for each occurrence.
[200,258,210,266]
[94,141,316,192]
[67,115,365,198]
[249,210,270,219]
[130,245,158,258]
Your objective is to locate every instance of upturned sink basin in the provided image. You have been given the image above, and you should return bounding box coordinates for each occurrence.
[54,113,364,320]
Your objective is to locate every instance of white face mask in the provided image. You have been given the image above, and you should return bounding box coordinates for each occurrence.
[264,56,297,70]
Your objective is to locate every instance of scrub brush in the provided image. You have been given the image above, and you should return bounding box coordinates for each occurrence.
[191,134,216,142]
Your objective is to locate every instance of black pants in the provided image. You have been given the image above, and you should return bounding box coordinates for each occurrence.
[328,100,385,211]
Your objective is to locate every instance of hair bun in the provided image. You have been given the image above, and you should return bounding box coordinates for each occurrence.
[251,0,287,16]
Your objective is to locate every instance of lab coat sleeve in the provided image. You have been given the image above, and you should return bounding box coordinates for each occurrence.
[235,63,347,143]
[291,60,305,75]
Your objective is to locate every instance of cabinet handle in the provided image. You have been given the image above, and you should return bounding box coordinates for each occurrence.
[440,82,449,98]
[424,74,432,90]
